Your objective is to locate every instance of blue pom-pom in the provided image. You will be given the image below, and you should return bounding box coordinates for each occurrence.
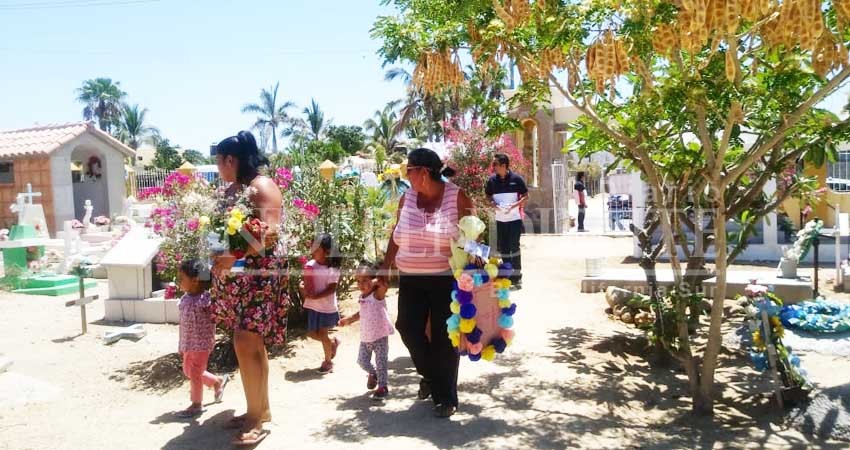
[498,263,513,278]
[473,273,484,287]
[468,352,481,362]
[750,352,768,372]
[492,338,507,353]
[446,315,460,330]
[497,289,510,301]
[790,354,801,367]
[480,273,490,284]
[451,290,458,302]
[452,280,458,291]
[467,327,483,344]
[460,303,477,319]
[457,290,474,305]
[498,315,514,329]
[501,304,517,316]
[464,263,477,271]
[458,350,468,357]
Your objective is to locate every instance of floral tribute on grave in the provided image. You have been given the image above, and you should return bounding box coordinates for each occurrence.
[446,216,516,362]
[743,283,811,405]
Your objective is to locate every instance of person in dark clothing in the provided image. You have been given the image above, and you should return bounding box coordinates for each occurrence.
[485,153,528,288]
[574,172,587,232]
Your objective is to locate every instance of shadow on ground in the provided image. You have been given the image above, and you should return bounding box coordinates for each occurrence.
[152,409,245,449]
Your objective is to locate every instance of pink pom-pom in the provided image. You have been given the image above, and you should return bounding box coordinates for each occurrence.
[501,329,515,341]
[468,342,483,355]
[458,273,475,292]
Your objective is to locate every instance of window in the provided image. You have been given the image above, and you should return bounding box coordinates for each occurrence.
[0,162,13,184]
[828,151,850,192]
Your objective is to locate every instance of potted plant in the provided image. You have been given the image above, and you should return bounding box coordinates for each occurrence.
[778,245,799,279]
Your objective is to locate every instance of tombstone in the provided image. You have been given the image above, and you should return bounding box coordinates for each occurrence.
[100,229,174,323]
[9,184,48,239]
[103,324,146,345]
[82,199,95,233]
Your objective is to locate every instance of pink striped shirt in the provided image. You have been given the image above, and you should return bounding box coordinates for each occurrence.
[393,182,459,274]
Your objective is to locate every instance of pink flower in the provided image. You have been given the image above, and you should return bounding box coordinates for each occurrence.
[293,198,306,209]
[744,284,768,298]
[186,218,199,231]
[303,203,320,220]
[298,256,308,267]
[164,284,177,300]
[275,167,293,189]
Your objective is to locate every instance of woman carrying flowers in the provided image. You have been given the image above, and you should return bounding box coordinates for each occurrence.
[380,148,474,418]
[211,131,286,446]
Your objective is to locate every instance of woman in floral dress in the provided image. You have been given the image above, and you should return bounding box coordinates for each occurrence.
[211,131,286,446]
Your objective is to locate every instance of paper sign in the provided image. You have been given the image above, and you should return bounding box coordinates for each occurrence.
[464,240,491,259]
[840,213,850,237]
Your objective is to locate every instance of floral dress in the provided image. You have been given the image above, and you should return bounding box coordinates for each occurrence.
[210,185,289,346]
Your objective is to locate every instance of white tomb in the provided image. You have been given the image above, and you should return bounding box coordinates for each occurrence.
[101,229,176,323]
[9,183,49,239]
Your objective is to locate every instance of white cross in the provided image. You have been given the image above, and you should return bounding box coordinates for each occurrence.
[21,183,41,205]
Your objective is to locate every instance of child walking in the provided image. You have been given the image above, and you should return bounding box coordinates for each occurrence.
[339,263,393,400]
[176,259,228,418]
[301,233,343,373]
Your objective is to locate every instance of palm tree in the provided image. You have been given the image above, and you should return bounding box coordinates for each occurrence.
[363,100,402,152]
[241,82,295,153]
[76,78,127,133]
[302,98,327,141]
[116,104,159,150]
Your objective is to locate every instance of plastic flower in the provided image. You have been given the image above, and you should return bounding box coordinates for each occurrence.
[186,218,199,232]
[230,208,245,222]
[199,215,210,227]
[752,330,765,349]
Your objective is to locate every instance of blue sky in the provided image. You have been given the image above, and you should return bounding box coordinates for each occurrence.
[0,0,408,152]
[2,0,849,154]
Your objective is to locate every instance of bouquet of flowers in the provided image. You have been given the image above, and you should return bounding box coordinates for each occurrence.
[209,186,270,260]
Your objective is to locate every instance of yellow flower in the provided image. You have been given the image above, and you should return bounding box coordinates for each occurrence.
[774,324,785,339]
[199,215,210,227]
[752,330,765,349]
[227,217,242,231]
[770,316,781,328]
[226,226,237,236]
[230,208,244,221]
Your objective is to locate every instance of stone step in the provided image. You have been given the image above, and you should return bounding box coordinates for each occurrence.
[13,279,97,296]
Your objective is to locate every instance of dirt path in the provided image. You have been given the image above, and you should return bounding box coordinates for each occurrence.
[0,235,847,449]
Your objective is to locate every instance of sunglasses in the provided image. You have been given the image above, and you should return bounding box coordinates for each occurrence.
[406,165,426,175]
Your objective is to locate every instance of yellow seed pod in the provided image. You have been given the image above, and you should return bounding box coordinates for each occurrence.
[725,50,736,82]
[726,0,741,34]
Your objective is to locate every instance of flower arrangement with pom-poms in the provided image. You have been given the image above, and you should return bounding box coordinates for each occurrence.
[743,283,811,392]
[445,216,516,362]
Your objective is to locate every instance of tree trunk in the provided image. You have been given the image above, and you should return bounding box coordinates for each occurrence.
[697,191,728,416]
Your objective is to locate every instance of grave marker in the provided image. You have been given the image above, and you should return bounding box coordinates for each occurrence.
[65,276,97,334]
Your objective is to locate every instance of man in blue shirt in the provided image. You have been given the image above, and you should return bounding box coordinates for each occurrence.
[486,153,528,289]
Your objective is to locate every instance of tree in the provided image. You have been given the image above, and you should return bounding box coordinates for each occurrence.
[76,78,127,133]
[182,149,209,165]
[152,138,183,170]
[326,125,366,154]
[301,98,327,141]
[116,103,159,150]
[242,82,296,153]
[375,0,850,415]
[364,100,403,152]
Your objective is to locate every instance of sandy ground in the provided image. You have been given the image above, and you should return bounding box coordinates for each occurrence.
[1,235,848,450]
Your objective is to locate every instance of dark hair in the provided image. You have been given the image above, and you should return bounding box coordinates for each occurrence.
[356,260,382,276]
[179,258,211,289]
[314,233,343,268]
[408,148,455,181]
[577,171,585,180]
[493,153,510,168]
[215,130,269,184]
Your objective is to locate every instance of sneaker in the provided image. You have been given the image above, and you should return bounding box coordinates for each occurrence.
[433,404,456,418]
[371,386,389,401]
[317,361,333,374]
[366,373,377,390]
[417,379,432,400]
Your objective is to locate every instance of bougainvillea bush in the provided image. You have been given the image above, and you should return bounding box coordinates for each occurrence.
[141,172,215,296]
[273,165,368,318]
[444,119,528,242]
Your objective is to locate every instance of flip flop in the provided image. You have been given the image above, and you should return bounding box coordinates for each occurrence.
[232,428,270,446]
[225,415,247,429]
[214,374,230,403]
[174,407,204,418]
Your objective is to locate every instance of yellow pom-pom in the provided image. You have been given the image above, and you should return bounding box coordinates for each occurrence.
[482,345,496,361]
[503,279,512,288]
[454,269,463,280]
[504,338,513,346]
[450,301,461,314]
[448,330,460,341]
[450,335,460,347]
[459,318,476,333]
[485,264,498,279]
[499,299,512,308]
[489,257,500,265]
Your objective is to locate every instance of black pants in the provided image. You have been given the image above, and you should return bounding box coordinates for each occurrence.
[396,272,459,407]
[496,219,523,283]
[577,206,586,231]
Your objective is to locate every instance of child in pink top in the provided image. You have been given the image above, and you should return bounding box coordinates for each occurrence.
[175,259,228,418]
[301,233,342,373]
[339,262,393,401]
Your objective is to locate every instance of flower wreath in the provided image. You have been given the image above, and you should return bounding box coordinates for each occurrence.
[85,156,103,179]
[444,215,517,362]
[780,300,850,334]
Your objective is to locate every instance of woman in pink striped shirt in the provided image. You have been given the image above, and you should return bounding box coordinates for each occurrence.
[380,148,474,418]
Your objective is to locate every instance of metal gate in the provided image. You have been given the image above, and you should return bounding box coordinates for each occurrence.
[552,160,569,234]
